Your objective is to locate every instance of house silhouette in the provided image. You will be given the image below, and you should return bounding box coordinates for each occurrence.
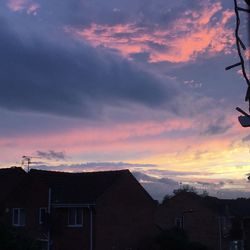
[155,191,250,250]
[0,167,157,250]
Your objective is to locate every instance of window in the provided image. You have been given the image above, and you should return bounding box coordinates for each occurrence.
[175,217,183,229]
[68,208,83,227]
[12,208,25,226]
[221,216,232,237]
[39,207,47,225]
[229,240,244,250]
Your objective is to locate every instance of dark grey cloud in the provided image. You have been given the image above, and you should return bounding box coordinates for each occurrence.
[196,181,225,188]
[130,52,150,62]
[201,117,232,136]
[215,189,250,199]
[132,171,250,200]
[132,171,180,201]
[36,150,66,160]
[36,0,193,27]
[1,0,216,38]
[133,171,179,186]
[0,16,180,119]
[242,134,250,142]
[0,108,86,137]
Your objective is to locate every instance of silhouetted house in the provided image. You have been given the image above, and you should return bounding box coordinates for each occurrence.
[155,192,250,250]
[0,167,26,221]
[1,168,157,250]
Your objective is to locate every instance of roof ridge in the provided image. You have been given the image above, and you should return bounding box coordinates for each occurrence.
[0,167,26,173]
[29,168,130,175]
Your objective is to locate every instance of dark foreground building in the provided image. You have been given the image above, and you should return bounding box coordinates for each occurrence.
[0,167,157,250]
[155,191,250,250]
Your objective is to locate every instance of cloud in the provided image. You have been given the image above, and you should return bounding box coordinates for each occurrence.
[196,181,225,188]
[132,171,180,200]
[7,0,28,11]
[0,18,180,119]
[145,168,213,177]
[242,134,250,142]
[29,162,157,172]
[67,1,234,63]
[81,162,156,168]
[7,0,39,14]
[201,116,232,136]
[36,150,66,161]
[133,171,179,185]
[132,172,250,200]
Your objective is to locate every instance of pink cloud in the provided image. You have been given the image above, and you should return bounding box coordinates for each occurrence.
[7,0,26,11]
[0,112,239,166]
[1,111,248,186]
[66,2,234,63]
[0,118,194,164]
[245,48,250,60]
[26,3,39,15]
[7,0,39,14]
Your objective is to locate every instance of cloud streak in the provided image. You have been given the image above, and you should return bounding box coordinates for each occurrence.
[29,162,157,172]
[36,150,66,161]
[201,116,232,136]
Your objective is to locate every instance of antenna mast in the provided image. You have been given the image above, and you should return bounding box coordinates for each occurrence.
[21,155,42,172]
[22,156,31,172]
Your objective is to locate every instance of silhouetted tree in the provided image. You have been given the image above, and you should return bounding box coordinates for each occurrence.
[200,190,209,197]
[162,194,173,204]
[173,185,197,195]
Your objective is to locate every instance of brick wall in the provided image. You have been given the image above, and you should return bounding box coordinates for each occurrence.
[95,172,157,250]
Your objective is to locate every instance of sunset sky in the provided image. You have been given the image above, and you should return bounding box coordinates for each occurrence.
[1,0,250,200]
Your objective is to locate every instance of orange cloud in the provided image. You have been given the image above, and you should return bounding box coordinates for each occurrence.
[66,2,234,63]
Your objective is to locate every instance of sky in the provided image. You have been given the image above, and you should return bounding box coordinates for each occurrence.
[0,0,250,200]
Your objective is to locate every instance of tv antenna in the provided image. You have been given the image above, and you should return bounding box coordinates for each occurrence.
[21,155,42,172]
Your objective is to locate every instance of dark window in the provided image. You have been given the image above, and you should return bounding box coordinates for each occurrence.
[39,208,47,224]
[68,208,83,227]
[12,208,25,226]
[229,240,243,250]
[221,216,232,237]
[175,217,183,229]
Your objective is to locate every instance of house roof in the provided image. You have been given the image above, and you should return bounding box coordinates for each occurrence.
[28,169,130,204]
[168,192,250,217]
